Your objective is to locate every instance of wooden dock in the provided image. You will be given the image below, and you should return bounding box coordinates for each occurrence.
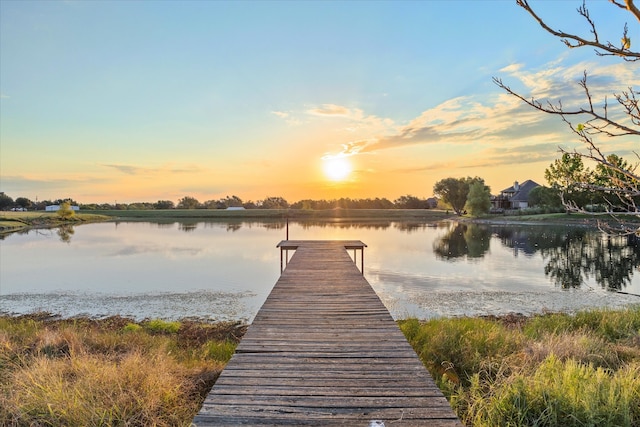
[193,240,461,426]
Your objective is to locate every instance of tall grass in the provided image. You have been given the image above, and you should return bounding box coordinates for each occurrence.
[400,306,640,427]
[3,308,639,426]
[0,315,245,426]
[463,356,640,427]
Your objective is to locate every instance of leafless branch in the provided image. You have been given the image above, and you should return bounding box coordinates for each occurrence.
[517,0,640,60]
[497,1,640,236]
[493,73,640,137]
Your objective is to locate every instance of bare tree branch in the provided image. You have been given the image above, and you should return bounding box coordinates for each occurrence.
[609,0,640,23]
[517,0,640,60]
[492,73,640,137]
[497,1,640,236]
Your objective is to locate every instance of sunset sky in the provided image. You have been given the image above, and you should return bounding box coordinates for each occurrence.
[1,1,638,204]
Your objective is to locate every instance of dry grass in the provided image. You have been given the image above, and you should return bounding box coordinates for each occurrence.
[0,314,246,426]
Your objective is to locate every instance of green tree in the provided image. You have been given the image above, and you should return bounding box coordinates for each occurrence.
[258,197,289,209]
[465,181,491,217]
[494,0,639,235]
[0,193,14,210]
[528,186,563,210]
[56,201,75,219]
[544,153,593,210]
[592,154,639,212]
[433,177,483,215]
[394,195,429,209]
[154,200,175,209]
[14,197,33,210]
[177,196,200,209]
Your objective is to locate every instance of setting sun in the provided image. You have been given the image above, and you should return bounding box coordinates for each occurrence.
[323,156,352,181]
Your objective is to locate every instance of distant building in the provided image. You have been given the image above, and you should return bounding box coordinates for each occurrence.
[492,180,540,210]
[225,206,245,211]
[46,205,80,212]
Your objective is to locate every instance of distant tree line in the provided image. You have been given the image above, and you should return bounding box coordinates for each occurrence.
[0,195,80,212]
[0,193,439,211]
[3,154,634,218]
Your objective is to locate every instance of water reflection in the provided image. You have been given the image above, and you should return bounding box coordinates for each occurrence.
[298,220,394,230]
[178,222,198,232]
[56,224,75,243]
[1,219,639,321]
[493,225,640,291]
[433,223,491,260]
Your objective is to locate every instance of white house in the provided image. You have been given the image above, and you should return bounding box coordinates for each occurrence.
[46,205,80,212]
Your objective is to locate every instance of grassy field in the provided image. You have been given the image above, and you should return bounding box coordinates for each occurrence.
[0,211,111,234]
[1,308,638,426]
[5,208,628,236]
[86,208,455,221]
[478,211,640,225]
[0,208,456,236]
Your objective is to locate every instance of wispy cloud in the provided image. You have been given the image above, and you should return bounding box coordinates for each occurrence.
[326,59,634,159]
[0,175,108,195]
[101,163,200,176]
[307,104,351,116]
[0,93,10,99]
[393,142,565,174]
[271,110,301,125]
[305,104,394,134]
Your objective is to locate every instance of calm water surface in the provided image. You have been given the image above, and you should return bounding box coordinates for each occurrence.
[1,220,638,321]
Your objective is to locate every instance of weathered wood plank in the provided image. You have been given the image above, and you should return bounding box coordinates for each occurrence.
[193,240,461,426]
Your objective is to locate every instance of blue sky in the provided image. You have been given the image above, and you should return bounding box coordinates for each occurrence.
[1,0,637,203]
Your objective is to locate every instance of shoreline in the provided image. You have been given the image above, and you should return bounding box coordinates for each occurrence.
[3,288,638,325]
[2,208,628,236]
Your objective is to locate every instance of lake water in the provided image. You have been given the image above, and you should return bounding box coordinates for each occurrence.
[1,219,638,322]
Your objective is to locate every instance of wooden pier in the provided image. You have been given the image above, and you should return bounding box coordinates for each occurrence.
[193,240,461,426]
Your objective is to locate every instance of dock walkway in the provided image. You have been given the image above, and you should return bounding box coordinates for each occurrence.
[193,240,461,426]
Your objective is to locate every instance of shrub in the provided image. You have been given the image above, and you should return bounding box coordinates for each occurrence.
[123,323,143,333]
[144,319,181,334]
[56,202,75,219]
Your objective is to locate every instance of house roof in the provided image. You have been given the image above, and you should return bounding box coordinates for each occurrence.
[502,180,540,202]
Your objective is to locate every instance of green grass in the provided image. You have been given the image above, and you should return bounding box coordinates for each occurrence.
[88,208,454,221]
[143,319,181,334]
[1,208,454,236]
[400,306,640,427]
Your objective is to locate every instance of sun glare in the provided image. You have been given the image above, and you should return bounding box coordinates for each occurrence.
[323,156,352,182]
